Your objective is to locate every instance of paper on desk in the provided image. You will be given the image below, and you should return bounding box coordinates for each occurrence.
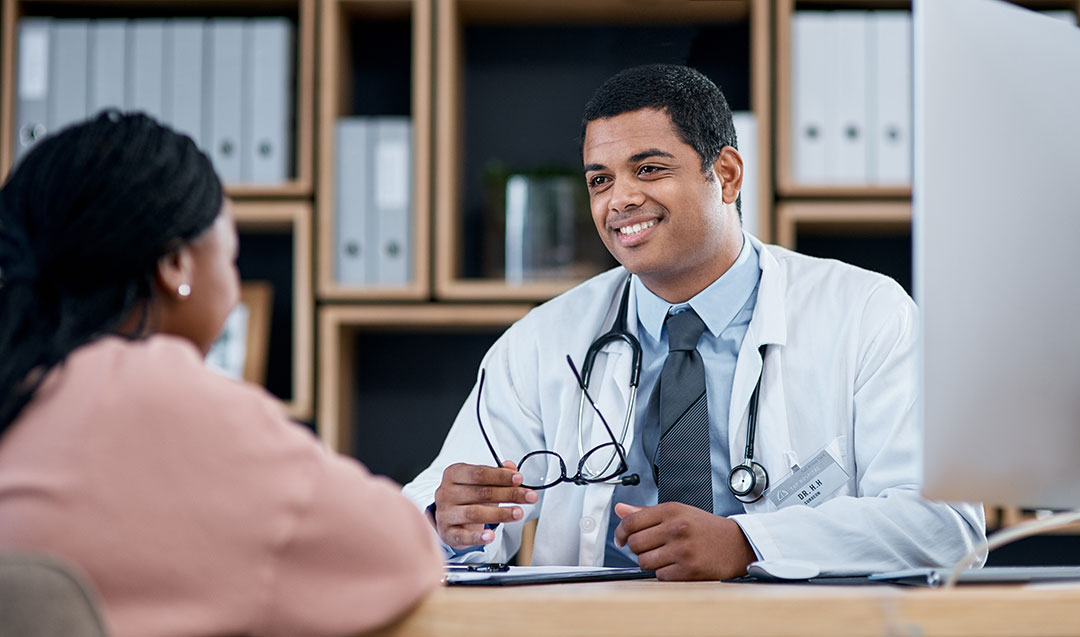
[443,565,652,586]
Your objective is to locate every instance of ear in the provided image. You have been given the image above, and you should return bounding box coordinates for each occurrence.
[712,146,744,205]
[154,246,194,300]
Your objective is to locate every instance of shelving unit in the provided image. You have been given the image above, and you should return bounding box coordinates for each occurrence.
[315,0,432,301]
[0,0,316,197]
[432,0,772,301]
[233,201,313,421]
[317,304,530,481]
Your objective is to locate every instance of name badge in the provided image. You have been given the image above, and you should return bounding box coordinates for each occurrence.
[766,447,849,509]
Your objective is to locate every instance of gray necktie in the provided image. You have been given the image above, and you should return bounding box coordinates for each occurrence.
[656,308,712,513]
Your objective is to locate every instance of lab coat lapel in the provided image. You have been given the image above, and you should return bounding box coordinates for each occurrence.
[730,240,792,512]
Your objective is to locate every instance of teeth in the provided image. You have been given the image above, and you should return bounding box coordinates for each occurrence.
[619,220,657,236]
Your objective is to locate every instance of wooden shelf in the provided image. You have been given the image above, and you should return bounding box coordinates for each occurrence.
[315,0,433,301]
[317,303,531,454]
[433,0,772,301]
[775,200,910,249]
[0,0,316,195]
[233,201,314,421]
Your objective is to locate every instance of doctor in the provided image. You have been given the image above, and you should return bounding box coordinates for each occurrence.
[403,64,985,579]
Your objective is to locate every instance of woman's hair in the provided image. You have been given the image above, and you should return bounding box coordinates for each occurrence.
[0,111,223,435]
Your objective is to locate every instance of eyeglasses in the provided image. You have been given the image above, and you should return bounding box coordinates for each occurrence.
[476,355,633,490]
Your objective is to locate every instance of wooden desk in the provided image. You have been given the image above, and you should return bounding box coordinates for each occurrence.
[374,579,1080,636]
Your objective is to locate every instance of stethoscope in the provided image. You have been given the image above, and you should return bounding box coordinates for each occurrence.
[576,276,769,503]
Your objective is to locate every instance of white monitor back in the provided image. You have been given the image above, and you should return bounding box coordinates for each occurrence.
[915,0,1080,508]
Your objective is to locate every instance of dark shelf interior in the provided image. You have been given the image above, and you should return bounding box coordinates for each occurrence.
[349,328,506,486]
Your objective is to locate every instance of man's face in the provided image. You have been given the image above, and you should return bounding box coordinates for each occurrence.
[583,108,741,302]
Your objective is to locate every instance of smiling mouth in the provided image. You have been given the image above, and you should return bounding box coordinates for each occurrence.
[617,219,658,237]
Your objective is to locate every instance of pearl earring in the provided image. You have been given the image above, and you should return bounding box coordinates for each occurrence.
[178,283,191,297]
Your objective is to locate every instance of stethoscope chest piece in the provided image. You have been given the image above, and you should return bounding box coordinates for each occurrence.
[728,460,768,503]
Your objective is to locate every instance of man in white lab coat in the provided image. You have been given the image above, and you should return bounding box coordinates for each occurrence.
[403,64,984,579]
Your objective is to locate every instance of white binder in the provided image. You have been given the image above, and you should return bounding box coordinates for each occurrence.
[164,19,205,150]
[373,118,412,285]
[15,17,51,161]
[207,19,245,184]
[244,18,293,184]
[334,118,370,285]
[791,12,827,184]
[824,12,869,184]
[871,12,912,185]
[731,112,758,238]
[127,20,165,119]
[49,20,89,134]
[89,19,126,116]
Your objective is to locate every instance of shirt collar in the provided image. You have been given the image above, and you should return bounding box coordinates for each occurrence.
[633,231,761,343]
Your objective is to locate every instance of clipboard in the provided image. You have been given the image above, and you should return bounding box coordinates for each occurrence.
[444,565,655,587]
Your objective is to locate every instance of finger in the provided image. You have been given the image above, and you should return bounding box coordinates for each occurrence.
[634,545,678,576]
[501,460,519,472]
[613,505,664,547]
[615,503,643,519]
[439,503,525,527]
[445,462,524,487]
[439,482,537,506]
[443,525,496,549]
[623,522,671,556]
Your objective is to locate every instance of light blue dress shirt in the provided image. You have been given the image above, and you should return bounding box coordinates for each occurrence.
[604,233,762,567]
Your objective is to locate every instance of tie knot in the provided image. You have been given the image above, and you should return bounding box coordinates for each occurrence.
[665,308,706,352]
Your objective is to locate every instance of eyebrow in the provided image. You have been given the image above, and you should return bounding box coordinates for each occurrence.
[584,148,676,174]
[628,148,675,163]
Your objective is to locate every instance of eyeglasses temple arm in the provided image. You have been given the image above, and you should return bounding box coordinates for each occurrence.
[475,369,504,466]
[566,355,630,467]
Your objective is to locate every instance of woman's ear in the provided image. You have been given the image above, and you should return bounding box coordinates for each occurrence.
[713,146,744,205]
[154,246,194,301]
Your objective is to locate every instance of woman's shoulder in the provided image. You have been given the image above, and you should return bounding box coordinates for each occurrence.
[64,334,286,424]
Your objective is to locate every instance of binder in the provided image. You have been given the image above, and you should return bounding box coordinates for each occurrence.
[244,18,293,184]
[89,19,126,116]
[824,12,869,184]
[334,118,370,285]
[49,20,90,134]
[207,19,245,184]
[731,112,758,237]
[15,17,51,161]
[870,12,912,185]
[791,12,827,184]
[127,20,165,119]
[164,19,205,150]
[373,118,412,285]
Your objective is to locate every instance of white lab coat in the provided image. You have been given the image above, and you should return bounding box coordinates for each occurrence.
[403,236,986,575]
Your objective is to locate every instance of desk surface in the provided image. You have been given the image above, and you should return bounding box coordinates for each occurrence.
[373,579,1080,636]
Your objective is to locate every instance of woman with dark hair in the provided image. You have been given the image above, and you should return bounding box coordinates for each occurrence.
[0,112,442,637]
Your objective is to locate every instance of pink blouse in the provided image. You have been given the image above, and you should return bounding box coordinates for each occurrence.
[0,335,442,637]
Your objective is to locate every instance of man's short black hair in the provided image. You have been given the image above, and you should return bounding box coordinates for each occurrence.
[581,65,740,215]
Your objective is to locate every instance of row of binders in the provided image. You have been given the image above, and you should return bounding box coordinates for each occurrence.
[15,17,294,185]
[334,117,413,287]
[791,11,912,186]
[791,9,1076,187]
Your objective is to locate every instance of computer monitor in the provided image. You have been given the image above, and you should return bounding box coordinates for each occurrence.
[915,0,1080,509]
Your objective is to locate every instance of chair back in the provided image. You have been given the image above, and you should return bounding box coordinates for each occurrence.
[0,553,108,637]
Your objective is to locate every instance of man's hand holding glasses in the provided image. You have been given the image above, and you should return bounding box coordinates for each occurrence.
[431,356,635,550]
[432,458,538,549]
